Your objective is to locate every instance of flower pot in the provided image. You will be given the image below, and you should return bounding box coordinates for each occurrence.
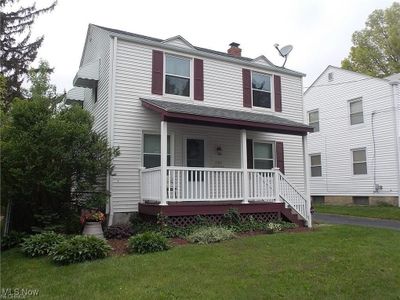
[83,221,104,239]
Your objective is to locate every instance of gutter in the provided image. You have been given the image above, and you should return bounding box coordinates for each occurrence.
[389,80,400,207]
[106,32,305,78]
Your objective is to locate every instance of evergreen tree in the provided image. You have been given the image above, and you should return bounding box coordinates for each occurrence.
[0,0,56,112]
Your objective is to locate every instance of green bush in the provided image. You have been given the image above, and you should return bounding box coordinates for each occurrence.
[51,235,111,265]
[21,231,65,257]
[187,227,235,244]
[1,231,28,250]
[128,232,170,254]
[222,208,241,225]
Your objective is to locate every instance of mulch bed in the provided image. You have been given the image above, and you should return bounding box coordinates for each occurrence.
[107,227,313,256]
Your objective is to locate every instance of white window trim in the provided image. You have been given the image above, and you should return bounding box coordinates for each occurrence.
[141,131,175,168]
[351,147,368,176]
[251,71,274,111]
[308,109,320,133]
[183,135,208,167]
[348,98,364,126]
[163,53,193,100]
[310,153,322,177]
[252,140,275,169]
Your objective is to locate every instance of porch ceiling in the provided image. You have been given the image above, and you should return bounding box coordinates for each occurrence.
[141,98,313,136]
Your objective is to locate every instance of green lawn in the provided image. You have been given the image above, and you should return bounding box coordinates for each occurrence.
[2,226,400,299]
[314,204,400,221]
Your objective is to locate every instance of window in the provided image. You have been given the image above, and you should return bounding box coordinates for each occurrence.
[328,72,334,81]
[165,55,190,97]
[93,85,98,103]
[143,134,171,168]
[308,110,319,132]
[252,72,272,109]
[349,99,364,125]
[253,142,274,169]
[310,154,322,177]
[353,196,369,205]
[352,148,367,175]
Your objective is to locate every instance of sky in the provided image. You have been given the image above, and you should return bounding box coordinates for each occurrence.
[24,0,395,92]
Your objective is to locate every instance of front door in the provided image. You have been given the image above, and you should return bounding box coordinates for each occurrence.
[186,138,205,168]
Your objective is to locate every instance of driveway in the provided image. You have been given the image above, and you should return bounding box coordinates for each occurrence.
[313,213,400,231]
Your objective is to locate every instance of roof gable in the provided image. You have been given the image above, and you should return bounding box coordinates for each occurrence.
[162,35,195,50]
[252,55,274,67]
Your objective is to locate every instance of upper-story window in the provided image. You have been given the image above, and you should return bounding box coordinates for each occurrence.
[349,98,364,125]
[252,71,272,109]
[308,110,319,132]
[165,55,190,97]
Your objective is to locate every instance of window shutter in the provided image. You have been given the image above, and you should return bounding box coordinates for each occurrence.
[274,75,282,112]
[246,139,253,169]
[151,50,163,95]
[276,141,285,174]
[242,69,252,107]
[193,58,204,101]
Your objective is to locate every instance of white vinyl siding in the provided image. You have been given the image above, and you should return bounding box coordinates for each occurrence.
[305,66,398,197]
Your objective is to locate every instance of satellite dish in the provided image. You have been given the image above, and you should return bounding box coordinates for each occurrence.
[274,44,293,67]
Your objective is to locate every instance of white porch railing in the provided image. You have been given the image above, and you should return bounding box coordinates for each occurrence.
[140,166,311,225]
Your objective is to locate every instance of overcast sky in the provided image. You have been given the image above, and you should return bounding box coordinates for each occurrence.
[28,0,395,92]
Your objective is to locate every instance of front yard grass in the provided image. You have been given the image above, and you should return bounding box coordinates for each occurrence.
[2,225,400,299]
[314,204,400,221]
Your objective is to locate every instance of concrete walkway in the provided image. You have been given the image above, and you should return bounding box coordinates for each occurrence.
[313,213,400,231]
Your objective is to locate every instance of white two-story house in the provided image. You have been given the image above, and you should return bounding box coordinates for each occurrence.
[304,66,400,207]
[66,24,313,227]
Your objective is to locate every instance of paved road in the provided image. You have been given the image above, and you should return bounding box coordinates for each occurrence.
[313,213,400,231]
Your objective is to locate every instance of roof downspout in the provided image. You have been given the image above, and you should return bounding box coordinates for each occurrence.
[389,80,400,207]
[107,36,118,226]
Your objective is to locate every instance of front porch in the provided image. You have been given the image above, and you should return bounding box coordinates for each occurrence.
[138,98,313,227]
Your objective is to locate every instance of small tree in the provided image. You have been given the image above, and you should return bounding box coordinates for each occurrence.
[341,2,400,77]
[1,62,119,232]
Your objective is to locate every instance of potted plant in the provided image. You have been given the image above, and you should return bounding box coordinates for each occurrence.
[81,210,106,239]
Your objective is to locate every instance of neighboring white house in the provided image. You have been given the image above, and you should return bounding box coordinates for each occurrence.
[304,66,400,206]
[66,24,313,226]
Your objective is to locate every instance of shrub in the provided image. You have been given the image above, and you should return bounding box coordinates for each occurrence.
[187,227,235,244]
[222,208,241,225]
[104,224,135,239]
[21,231,65,257]
[1,231,28,251]
[51,235,111,265]
[128,232,170,254]
[267,223,283,233]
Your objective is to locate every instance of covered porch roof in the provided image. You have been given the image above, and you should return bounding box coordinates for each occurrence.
[141,98,313,136]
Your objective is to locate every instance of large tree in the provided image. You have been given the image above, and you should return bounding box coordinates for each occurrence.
[0,0,56,112]
[341,2,400,77]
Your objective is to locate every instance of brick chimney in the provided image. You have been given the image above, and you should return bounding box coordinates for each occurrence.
[227,42,241,57]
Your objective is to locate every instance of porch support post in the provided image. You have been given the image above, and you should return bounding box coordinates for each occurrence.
[160,120,168,206]
[273,167,281,202]
[240,129,249,204]
[302,134,312,227]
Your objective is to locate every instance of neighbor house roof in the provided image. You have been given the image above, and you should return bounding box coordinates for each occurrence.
[91,24,305,78]
[141,98,313,136]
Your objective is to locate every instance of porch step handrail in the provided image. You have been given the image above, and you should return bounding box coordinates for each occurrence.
[276,170,310,225]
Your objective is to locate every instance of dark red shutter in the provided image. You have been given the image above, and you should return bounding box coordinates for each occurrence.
[242,69,252,107]
[274,75,282,112]
[151,50,163,95]
[276,141,285,174]
[246,139,253,169]
[194,59,204,101]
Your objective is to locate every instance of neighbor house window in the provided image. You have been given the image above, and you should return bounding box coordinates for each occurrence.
[253,142,274,169]
[349,99,364,125]
[143,134,171,168]
[352,148,367,175]
[252,71,272,109]
[93,85,98,103]
[328,72,334,81]
[310,154,322,177]
[308,110,319,132]
[165,54,190,97]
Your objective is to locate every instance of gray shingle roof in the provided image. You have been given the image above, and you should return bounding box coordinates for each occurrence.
[93,24,304,77]
[141,98,312,133]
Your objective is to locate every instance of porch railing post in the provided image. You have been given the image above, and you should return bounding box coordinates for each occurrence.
[273,167,281,202]
[160,120,168,206]
[240,129,249,204]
